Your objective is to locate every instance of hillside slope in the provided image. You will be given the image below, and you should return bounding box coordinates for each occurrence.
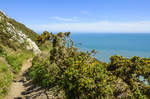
[0,10,41,98]
[0,10,40,54]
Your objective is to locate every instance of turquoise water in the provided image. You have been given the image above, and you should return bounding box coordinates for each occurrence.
[71,33,150,62]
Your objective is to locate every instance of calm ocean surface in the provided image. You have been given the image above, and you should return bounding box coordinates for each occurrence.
[71,33,150,62]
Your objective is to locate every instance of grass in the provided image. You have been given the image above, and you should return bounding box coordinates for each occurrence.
[6,50,34,73]
[0,59,13,98]
[0,11,39,98]
[0,50,34,98]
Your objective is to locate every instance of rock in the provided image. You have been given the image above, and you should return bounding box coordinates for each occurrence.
[0,9,41,54]
[0,10,9,18]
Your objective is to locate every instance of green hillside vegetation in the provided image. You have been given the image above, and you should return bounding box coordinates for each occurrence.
[0,58,13,99]
[5,50,34,73]
[0,11,39,52]
[0,44,34,98]
[7,18,38,42]
[0,11,39,98]
[29,32,150,99]
[0,11,38,42]
[0,10,150,98]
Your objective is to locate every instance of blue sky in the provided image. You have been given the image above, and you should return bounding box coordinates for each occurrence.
[1,0,150,33]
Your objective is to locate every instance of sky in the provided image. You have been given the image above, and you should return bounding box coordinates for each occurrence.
[1,0,150,33]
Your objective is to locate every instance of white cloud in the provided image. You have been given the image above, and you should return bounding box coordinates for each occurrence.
[51,16,79,22]
[81,10,88,15]
[28,21,150,33]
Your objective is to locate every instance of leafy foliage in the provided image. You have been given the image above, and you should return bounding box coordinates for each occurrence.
[0,11,39,98]
[36,31,52,45]
[30,32,150,99]
[108,55,150,99]
[30,32,112,98]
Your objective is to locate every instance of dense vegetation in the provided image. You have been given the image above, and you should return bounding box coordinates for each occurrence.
[108,55,150,98]
[0,11,38,98]
[0,58,13,98]
[0,10,150,98]
[0,44,34,98]
[29,32,150,99]
[0,45,12,98]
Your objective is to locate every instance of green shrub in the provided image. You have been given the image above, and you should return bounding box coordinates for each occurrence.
[29,55,60,88]
[59,56,112,99]
[29,32,150,99]
[29,32,113,98]
[108,55,150,98]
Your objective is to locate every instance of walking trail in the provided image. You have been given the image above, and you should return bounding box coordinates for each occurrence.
[5,58,33,99]
[5,58,63,99]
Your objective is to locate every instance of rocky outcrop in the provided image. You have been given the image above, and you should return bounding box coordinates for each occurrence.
[0,10,40,54]
[0,10,9,18]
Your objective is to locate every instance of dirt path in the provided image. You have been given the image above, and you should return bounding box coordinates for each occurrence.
[5,58,64,99]
[5,58,33,99]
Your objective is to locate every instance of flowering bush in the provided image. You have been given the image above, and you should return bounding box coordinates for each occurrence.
[108,55,150,99]
[29,32,150,99]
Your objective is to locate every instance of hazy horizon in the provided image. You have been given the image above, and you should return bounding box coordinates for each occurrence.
[1,0,150,33]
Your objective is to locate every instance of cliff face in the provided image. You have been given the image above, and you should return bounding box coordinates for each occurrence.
[0,10,40,54]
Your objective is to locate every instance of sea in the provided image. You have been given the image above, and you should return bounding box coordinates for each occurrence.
[71,33,150,62]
